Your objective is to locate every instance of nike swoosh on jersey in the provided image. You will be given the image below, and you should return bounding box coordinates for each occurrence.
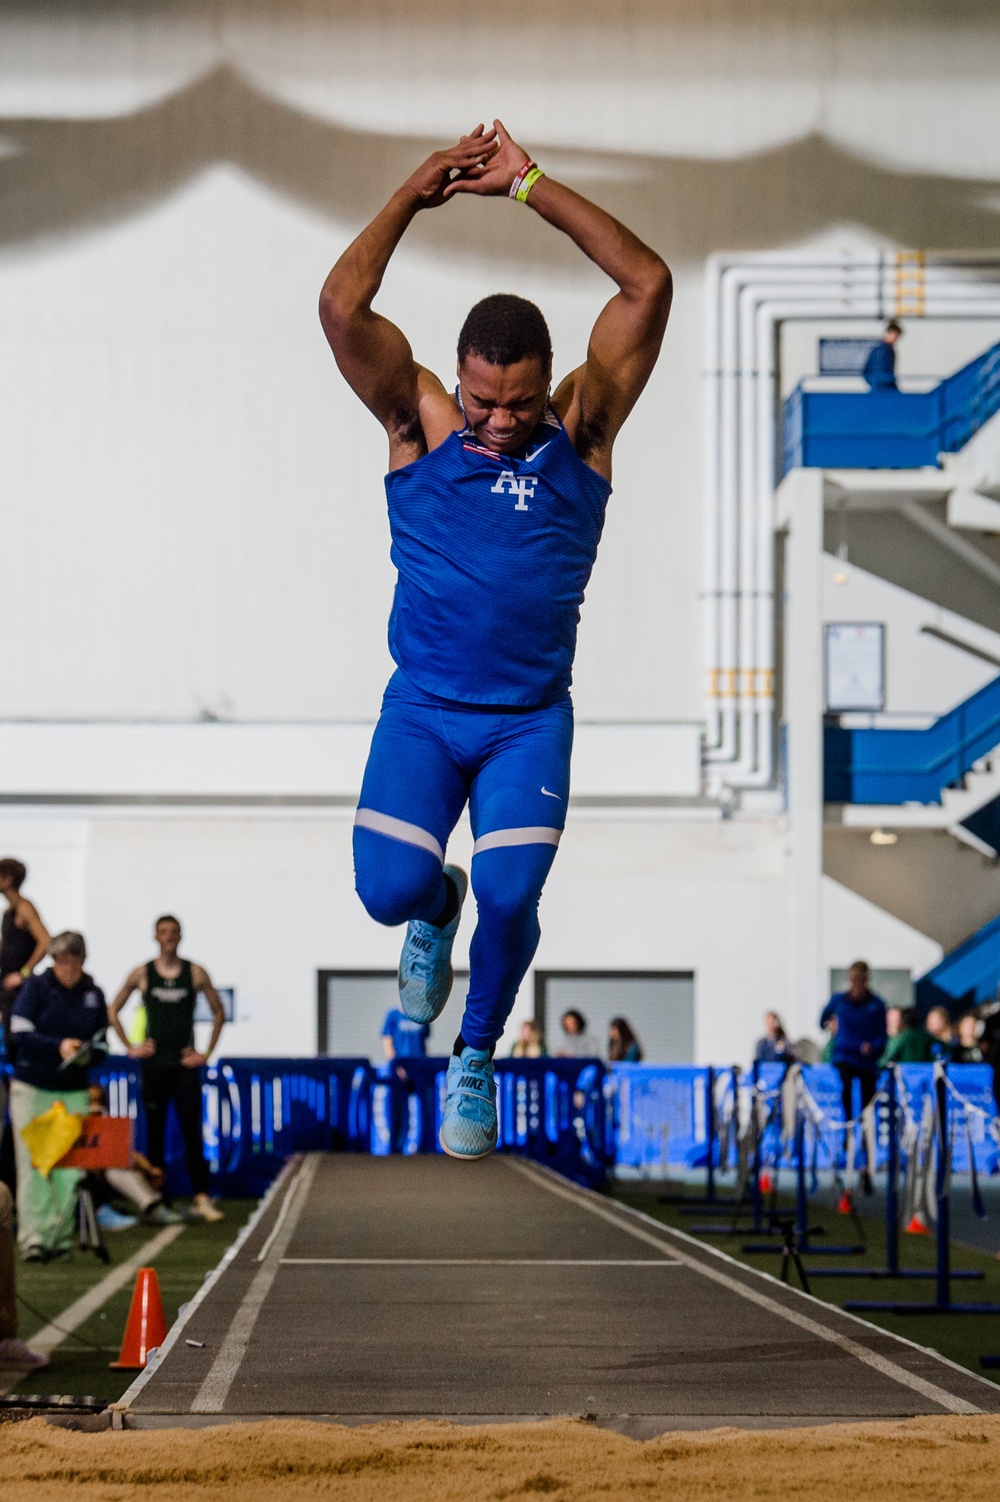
[541,787,562,799]
[525,442,552,463]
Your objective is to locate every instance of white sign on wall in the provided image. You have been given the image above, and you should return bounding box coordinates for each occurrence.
[825,623,885,712]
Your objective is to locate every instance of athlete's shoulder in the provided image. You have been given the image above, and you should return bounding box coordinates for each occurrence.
[551,369,613,483]
[387,367,463,473]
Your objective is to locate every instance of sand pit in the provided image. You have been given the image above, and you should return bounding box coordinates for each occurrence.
[3,1414,1000,1501]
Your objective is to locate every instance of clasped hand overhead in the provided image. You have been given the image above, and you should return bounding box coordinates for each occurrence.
[404,120,531,207]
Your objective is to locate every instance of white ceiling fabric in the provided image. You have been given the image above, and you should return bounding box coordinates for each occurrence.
[0,7,998,181]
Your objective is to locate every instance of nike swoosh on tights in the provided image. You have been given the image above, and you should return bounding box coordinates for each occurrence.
[541,787,562,799]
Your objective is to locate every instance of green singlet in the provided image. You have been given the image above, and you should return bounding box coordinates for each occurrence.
[144,958,197,1067]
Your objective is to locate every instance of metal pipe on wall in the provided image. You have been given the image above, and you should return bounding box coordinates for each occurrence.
[702,253,1000,797]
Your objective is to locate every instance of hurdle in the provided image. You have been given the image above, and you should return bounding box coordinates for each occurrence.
[845,1065,1000,1314]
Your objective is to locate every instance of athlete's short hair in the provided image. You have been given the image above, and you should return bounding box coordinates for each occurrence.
[0,857,27,890]
[155,914,182,931]
[458,294,552,370]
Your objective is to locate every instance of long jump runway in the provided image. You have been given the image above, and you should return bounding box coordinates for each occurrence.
[115,1153,1000,1433]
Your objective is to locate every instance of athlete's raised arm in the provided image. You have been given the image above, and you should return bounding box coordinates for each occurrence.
[447,120,672,477]
[319,128,496,464]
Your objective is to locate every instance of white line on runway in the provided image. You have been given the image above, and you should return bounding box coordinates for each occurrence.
[505,1157,985,1417]
[191,1154,319,1415]
[280,1257,683,1266]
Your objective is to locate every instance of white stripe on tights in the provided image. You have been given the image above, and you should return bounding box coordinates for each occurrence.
[354,808,444,863]
[473,826,562,855]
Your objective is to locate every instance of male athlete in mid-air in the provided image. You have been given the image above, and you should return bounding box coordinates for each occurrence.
[320,120,671,1160]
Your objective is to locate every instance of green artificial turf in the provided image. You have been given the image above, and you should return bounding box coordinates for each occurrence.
[8,1199,255,1405]
[613,1178,1000,1388]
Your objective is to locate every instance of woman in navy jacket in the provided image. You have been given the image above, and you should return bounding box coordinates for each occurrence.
[8,932,107,1259]
[820,960,887,1191]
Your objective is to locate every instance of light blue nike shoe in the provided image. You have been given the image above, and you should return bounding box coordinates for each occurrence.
[398,864,468,1025]
[440,1045,498,1160]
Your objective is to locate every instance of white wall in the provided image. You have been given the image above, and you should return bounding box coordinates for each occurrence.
[4,4,1000,726]
[823,553,1000,727]
[73,808,794,1066]
[0,141,697,724]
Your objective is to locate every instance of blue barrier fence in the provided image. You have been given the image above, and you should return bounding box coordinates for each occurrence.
[6,1057,989,1199]
[611,1063,999,1178]
[91,1054,610,1193]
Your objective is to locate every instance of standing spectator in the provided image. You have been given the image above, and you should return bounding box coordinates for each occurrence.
[819,961,887,1189]
[924,1005,954,1062]
[555,1009,599,1059]
[0,858,50,1052]
[951,1012,983,1064]
[880,1006,934,1065]
[108,915,225,1224]
[381,1007,429,1060]
[509,1020,544,1059]
[862,320,902,391]
[754,1011,795,1065]
[0,1182,47,1370]
[0,858,51,1198]
[608,1017,643,1063]
[8,932,107,1260]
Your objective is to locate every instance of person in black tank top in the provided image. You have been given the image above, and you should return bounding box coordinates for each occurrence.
[108,915,227,1222]
[0,859,50,1197]
[0,859,50,1055]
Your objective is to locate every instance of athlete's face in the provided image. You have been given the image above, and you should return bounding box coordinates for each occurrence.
[156,921,181,957]
[457,353,551,455]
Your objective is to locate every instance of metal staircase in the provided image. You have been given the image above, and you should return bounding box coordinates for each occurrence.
[784,334,1000,473]
[825,671,1000,808]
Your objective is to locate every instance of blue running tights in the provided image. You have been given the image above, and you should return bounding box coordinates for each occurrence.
[353,671,573,1051]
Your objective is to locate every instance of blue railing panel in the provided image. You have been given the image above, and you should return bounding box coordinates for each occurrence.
[824,670,1000,805]
[783,336,1000,475]
[916,911,1000,1013]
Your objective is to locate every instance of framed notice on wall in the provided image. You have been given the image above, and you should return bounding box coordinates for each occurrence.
[825,623,885,712]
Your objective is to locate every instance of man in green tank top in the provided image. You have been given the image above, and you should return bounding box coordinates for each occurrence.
[108,915,226,1223]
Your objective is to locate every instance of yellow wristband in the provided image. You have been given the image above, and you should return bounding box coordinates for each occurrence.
[514,166,545,204]
[19,965,30,978]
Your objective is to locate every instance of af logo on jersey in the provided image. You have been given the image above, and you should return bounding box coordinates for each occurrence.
[491,472,538,512]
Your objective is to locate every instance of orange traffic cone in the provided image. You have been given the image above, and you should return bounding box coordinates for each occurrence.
[759,1172,774,1195]
[110,1267,168,1370]
[905,1214,931,1236]
[837,1190,855,1215]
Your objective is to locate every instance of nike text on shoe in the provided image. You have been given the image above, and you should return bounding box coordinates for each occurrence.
[398,864,469,1025]
[440,1046,498,1160]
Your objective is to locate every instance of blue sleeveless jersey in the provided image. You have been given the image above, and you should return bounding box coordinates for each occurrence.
[384,415,612,707]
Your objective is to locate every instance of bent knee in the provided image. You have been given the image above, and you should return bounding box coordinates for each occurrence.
[354,831,442,926]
